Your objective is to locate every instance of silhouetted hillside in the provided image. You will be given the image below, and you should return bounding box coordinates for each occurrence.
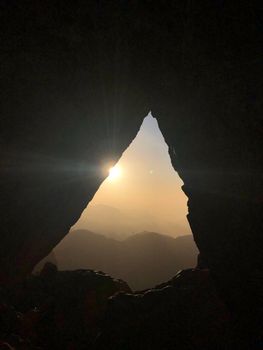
[37,230,199,290]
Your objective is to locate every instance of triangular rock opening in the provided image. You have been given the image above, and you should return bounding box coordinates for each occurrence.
[35,112,198,290]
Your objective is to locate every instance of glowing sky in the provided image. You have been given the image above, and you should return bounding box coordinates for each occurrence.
[71,113,192,239]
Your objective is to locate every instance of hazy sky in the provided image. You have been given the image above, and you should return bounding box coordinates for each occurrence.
[71,113,192,239]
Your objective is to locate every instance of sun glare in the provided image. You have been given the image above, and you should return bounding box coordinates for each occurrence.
[108,165,121,180]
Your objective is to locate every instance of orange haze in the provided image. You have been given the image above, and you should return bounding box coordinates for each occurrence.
[71,113,192,239]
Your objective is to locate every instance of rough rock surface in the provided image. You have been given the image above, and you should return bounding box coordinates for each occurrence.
[3,267,262,349]
[95,269,262,349]
[1,265,130,349]
[0,0,262,336]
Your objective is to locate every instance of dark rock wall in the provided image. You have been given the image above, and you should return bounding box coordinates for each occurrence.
[0,0,262,324]
[148,2,263,323]
[0,0,149,282]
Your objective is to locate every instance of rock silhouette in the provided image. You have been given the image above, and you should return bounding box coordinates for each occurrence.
[0,1,262,347]
[1,266,262,349]
[1,266,130,349]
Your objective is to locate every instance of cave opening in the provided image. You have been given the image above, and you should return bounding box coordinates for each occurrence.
[36,113,198,290]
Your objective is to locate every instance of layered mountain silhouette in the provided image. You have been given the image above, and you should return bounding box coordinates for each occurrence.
[71,204,189,239]
[36,230,199,290]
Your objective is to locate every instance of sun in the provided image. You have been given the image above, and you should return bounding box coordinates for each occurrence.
[108,165,121,180]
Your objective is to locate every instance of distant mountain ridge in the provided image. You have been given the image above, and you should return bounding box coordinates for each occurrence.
[71,204,190,239]
[37,230,199,290]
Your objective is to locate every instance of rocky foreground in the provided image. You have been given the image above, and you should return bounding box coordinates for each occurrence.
[0,265,261,349]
